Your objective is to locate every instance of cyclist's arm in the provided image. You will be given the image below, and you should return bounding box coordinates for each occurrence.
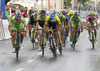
[95,19,99,26]
[8,18,14,33]
[43,16,50,31]
[86,20,88,27]
[56,16,62,31]
[8,25,11,33]
[64,18,67,29]
[28,19,31,26]
[35,21,39,30]
[68,21,71,29]
[22,18,28,34]
[78,16,83,29]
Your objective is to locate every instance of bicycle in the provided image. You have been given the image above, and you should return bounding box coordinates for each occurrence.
[88,25,98,49]
[48,29,57,58]
[71,26,78,50]
[31,25,38,50]
[38,29,45,56]
[13,29,25,60]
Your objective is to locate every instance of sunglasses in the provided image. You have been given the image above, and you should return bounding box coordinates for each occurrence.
[16,19,21,20]
[41,14,45,16]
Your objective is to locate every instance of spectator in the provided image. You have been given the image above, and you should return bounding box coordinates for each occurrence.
[0,10,3,19]
[28,7,34,17]
[9,3,13,18]
[23,7,28,18]
[5,5,10,21]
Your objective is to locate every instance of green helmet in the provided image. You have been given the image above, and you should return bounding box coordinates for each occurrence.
[90,11,95,15]
[57,12,63,18]
[37,10,41,15]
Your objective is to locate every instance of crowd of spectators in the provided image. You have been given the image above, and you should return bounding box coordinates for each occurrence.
[5,3,35,21]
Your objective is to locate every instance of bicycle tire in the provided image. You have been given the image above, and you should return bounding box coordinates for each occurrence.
[64,32,67,47]
[72,30,77,50]
[32,32,35,50]
[92,32,95,49]
[16,48,19,60]
[59,45,62,55]
[52,39,57,58]
[41,46,44,56]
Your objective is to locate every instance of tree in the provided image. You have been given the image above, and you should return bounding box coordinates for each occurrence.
[5,0,11,5]
[64,0,72,8]
[77,0,90,6]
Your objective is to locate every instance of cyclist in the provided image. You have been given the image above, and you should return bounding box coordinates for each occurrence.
[57,12,67,49]
[43,11,62,53]
[35,10,47,51]
[62,10,69,37]
[69,12,82,43]
[28,9,38,42]
[8,11,28,53]
[86,11,98,42]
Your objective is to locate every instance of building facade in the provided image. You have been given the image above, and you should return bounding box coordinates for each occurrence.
[8,0,64,11]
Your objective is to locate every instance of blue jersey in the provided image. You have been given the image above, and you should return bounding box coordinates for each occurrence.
[66,14,70,22]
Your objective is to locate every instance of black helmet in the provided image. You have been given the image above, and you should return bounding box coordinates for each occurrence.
[73,12,78,18]
[61,10,66,15]
[15,11,21,20]
[40,10,46,15]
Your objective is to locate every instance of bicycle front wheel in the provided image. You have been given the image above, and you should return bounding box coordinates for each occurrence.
[92,33,95,49]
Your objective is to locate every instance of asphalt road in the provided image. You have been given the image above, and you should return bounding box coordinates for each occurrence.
[0,29,100,71]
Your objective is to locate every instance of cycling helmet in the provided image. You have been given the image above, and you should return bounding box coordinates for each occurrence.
[34,8,38,13]
[73,12,78,18]
[68,10,74,15]
[90,11,95,15]
[51,10,56,14]
[32,13,38,19]
[15,11,21,20]
[37,10,41,15]
[50,13,56,21]
[57,12,63,18]
[62,10,66,15]
[40,10,46,15]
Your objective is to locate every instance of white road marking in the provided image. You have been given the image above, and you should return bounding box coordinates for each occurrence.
[16,68,24,71]
[27,59,34,63]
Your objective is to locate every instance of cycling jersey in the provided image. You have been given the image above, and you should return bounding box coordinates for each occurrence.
[37,15,47,28]
[45,15,61,29]
[66,14,70,22]
[10,16,26,30]
[86,15,97,25]
[70,16,81,27]
[29,13,38,25]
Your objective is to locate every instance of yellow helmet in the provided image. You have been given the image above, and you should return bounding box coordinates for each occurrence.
[68,10,74,15]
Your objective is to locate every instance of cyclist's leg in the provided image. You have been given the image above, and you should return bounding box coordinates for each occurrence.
[12,31,16,46]
[93,23,97,39]
[38,30,43,46]
[66,23,69,36]
[19,24,25,43]
[88,23,91,37]
[60,29,64,43]
[70,23,75,41]
[11,25,17,47]
[54,32,59,46]
[77,23,81,37]
[29,25,32,38]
